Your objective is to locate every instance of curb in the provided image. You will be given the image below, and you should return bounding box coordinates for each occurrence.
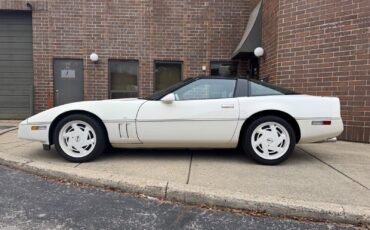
[0,151,368,225]
[0,126,17,135]
[166,183,370,225]
[0,153,167,199]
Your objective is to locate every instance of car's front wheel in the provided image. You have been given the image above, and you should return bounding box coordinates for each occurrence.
[242,116,296,165]
[53,114,107,163]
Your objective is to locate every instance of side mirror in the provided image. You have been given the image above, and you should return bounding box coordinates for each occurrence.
[161,93,175,104]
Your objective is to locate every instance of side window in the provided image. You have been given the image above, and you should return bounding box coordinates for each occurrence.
[173,79,236,101]
[249,81,284,96]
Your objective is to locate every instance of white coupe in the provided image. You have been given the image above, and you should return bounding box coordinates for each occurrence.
[18,77,343,165]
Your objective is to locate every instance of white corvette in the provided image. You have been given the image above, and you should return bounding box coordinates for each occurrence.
[18,77,343,165]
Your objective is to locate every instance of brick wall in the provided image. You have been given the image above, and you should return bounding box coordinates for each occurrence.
[243,0,279,81]
[262,0,370,143]
[0,0,250,111]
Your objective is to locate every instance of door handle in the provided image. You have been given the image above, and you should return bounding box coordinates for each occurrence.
[221,104,234,109]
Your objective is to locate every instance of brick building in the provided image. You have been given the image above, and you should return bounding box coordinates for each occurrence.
[0,0,369,143]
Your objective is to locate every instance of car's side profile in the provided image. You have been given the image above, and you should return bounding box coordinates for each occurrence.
[18,77,344,165]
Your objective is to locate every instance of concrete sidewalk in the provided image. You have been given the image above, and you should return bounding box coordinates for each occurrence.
[0,127,369,224]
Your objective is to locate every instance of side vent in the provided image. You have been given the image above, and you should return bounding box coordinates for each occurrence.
[117,122,141,144]
[119,123,128,138]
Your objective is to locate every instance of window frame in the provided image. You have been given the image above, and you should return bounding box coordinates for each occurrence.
[154,60,183,93]
[234,78,249,97]
[108,59,139,99]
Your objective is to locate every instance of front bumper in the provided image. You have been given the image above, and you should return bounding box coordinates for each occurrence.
[17,119,50,144]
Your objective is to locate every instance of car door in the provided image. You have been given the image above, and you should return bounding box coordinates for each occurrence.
[136,78,239,147]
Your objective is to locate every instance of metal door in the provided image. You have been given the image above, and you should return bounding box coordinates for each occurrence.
[0,11,33,119]
[53,59,84,106]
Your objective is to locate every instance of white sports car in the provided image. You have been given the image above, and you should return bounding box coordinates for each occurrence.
[18,77,343,165]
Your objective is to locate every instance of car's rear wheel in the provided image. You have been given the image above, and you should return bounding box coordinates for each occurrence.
[242,116,296,165]
[53,114,107,163]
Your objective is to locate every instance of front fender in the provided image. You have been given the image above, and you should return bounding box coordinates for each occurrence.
[18,99,146,144]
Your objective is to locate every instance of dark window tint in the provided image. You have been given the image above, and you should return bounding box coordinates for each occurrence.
[249,79,297,96]
[155,61,182,92]
[109,60,138,99]
[174,79,236,101]
[210,61,238,77]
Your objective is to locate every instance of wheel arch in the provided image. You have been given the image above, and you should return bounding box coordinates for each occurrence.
[238,110,301,144]
[48,110,109,145]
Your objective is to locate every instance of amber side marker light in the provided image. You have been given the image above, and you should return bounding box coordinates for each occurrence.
[31,126,47,131]
[312,121,331,125]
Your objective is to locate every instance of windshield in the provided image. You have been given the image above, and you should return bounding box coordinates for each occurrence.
[141,78,195,100]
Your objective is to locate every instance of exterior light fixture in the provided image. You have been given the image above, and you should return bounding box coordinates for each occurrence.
[26,2,33,10]
[89,53,99,62]
[254,47,264,58]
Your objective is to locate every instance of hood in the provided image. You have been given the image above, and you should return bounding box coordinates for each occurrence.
[26,98,147,124]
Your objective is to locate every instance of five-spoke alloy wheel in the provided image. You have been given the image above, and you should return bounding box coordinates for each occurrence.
[54,114,107,162]
[242,116,296,165]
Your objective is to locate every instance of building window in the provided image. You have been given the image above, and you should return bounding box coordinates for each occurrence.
[155,61,182,92]
[109,60,138,99]
[210,61,238,77]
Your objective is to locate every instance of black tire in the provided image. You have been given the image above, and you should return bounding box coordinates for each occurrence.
[53,114,107,163]
[242,115,296,165]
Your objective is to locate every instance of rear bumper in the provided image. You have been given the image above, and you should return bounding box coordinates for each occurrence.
[297,118,343,143]
[17,119,50,144]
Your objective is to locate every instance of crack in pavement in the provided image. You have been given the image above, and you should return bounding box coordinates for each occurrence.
[298,147,369,191]
[0,140,28,145]
[340,205,347,220]
[164,181,169,199]
[186,151,193,185]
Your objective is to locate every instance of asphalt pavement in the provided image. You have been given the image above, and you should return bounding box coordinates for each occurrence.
[0,164,358,230]
[1,123,370,225]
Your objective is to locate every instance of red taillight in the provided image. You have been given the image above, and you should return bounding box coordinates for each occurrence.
[323,120,331,125]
